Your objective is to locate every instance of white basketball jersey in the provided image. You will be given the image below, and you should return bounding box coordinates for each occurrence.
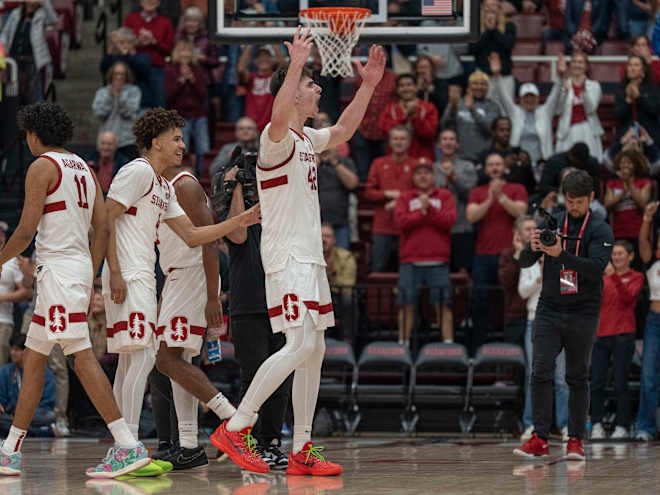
[158,171,203,273]
[256,124,331,274]
[36,151,96,273]
[107,158,185,277]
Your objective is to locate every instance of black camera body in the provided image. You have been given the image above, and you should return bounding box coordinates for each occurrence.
[211,146,259,218]
[537,207,559,247]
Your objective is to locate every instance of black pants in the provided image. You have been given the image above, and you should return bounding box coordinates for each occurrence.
[532,301,599,440]
[149,368,178,446]
[504,318,527,349]
[231,314,292,445]
[590,333,635,427]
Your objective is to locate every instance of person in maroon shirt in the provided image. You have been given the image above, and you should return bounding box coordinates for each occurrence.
[466,152,528,353]
[238,45,286,132]
[590,240,644,440]
[378,74,439,163]
[123,0,174,108]
[165,40,210,176]
[365,126,417,272]
[394,161,457,346]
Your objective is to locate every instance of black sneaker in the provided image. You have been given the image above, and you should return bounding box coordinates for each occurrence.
[263,439,288,470]
[151,442,174,461]
[165,445,209,470]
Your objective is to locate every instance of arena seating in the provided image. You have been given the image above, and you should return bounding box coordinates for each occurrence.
[319,338,359,433]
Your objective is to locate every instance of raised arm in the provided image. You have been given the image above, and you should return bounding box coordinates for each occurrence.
[269,28,314,143]
[639,201,658,264]
[326,44,386,149]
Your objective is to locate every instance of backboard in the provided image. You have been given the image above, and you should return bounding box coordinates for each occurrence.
[210,0,480,44]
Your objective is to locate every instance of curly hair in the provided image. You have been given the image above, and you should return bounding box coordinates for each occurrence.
[17,103,74,146]
[132,108,185,151]
[613,148,649,178]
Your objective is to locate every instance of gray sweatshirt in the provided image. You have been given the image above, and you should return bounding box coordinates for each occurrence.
[441,98,500,164]
[434,157,477,234]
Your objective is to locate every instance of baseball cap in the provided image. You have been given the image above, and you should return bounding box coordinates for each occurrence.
[413,158,433,172]
[519,83,539,97]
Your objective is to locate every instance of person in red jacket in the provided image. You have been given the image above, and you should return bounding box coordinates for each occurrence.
[123,0,175,108]
[466,152,528,354]
[165,40,209,176]
[378,74,439,162]
[590,240,644,441]
[394,160,457,346]
[364,126,416,272]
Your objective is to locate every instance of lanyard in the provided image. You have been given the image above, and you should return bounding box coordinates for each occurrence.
[562,210,590,256]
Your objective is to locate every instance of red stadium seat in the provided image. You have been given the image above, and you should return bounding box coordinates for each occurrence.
[511,63,537,83]
[544,41,565,55]
[589,63,624,83]
[512,41,541,56]
[537,63,552,83]
[213,122,236,149]
[596,41,628,56]
[510,14,545,40]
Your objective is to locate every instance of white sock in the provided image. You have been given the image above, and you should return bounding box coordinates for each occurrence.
[178,421,198,449]
[206,392,236,420]
[293,425,311,454]
[108,418,138,448]
[2,426,27,454]
[226,403,257,432]
[443,339,453,343]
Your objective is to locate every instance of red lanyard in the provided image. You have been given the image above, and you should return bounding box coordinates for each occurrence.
[563,211,590,256]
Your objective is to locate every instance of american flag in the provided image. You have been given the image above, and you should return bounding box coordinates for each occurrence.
[421,0,452,16]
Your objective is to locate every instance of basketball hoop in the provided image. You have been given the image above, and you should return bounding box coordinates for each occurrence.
[299,7,371,78]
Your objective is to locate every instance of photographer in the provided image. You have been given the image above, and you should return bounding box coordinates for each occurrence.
[514,170,614,461]
[216,150,292,469]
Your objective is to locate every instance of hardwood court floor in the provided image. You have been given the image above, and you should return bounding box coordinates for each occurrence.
[6,436,660,494]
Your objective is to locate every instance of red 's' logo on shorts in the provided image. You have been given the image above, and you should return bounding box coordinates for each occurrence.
[283,294,299,322]
[129,312,145,339]
[171,316,188,341]
[48,305,66,333]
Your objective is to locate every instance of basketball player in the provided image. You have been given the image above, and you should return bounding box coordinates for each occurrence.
[212,28,385,475]
[0,103,150,477]
[103,109,259,474]
[151,161,228,470]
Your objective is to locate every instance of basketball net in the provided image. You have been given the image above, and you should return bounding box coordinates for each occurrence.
[299,7,370,78]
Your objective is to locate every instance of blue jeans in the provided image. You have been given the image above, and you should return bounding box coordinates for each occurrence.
[636,310,660,435]
[470,253,500,354]
[523,319,569,429]
[149,66,165,109]
[182,117,210,176]
[333,224,351,250]
[591,0,630,42]
[371,234,398,272]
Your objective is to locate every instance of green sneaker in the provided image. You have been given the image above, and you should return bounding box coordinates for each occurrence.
[125,477,173,493]
[125,461,164,477]
[151,460,173,474]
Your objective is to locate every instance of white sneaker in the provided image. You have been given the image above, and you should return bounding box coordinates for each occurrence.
[520,425,534,442]
[590,423,606,440]
[634,430,653,442]
[610,426,628,440]
[561,426,569,442]
[52,418,70,437]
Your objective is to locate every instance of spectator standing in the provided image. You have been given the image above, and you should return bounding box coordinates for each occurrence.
[379,74,439,162]
[86,131,130,195]
[364,126,416,272]
[555,53,604,163]
[542,0,569,51]
[621,35,660,83]
[635,200,660,440]
[466,153,528,353]
[165,40,210,176]
[0,222,31,366]
[209,117,259,178]
[238,45,286,132]
[174,7,219,76]
[590,240,643,440]
[92,61,141,160]
[0,334,56,437]
[414,55,448,120]
[615,55,660,144]
[590,0,630,44]
[604,149,651,244]
[0,0,56,105]
[631,0,659,39]
[318,146,359,250]
[476,116,513,170]
[123,0,174,109]
[489,53,560,168]
[498,216,535,349]
[434,128,478,273]
[540,143,601,197]
[100,28,153,110]
[441,71,500,164]
[322,224,357,343]
[394,161,457,346]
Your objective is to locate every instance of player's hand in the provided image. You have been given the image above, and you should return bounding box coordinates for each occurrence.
[205,298,223,328]
[110,270,127,304]
[354,44,386,89]
[283,26,314,69]
[239,203,261,226]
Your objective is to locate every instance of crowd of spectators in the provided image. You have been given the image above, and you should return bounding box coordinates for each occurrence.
[6,0,660,439]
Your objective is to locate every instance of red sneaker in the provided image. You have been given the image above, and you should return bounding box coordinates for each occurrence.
[566,437,585,461]
[210,421,269,473]
[285,442,343,476]
[513,433,549,458]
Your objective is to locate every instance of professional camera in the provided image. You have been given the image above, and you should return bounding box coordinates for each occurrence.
[537,207,559,247]
[210,146,259,219]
